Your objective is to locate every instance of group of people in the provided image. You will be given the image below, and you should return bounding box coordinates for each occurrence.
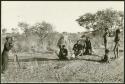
[102,28,121,62]
[73,36,92,57]
[58,36,92,60]
[1,28,121,74]
[58,28,121,63]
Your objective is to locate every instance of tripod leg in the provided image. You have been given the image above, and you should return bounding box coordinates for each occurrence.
[15,55,21,68]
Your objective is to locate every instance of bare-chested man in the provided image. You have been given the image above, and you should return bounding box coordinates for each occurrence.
[113,29,120,59]
[103,28,109,50]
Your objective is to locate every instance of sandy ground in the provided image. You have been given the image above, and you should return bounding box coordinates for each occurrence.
[1,48,124,83]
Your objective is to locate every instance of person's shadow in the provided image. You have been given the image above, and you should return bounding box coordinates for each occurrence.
[77,54,104,63]
[78,58,103,63]
[8,54,104,63]
[9,57,59,62]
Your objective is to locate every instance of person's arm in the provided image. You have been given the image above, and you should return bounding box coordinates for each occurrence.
[89,40,92,52]
[5,42,13,51]
[73,44,76,50]
[65,49,68,56]
[89,40,91,47]
[62,49,68,56]
[118,34,120,41]
[80,44,83,50]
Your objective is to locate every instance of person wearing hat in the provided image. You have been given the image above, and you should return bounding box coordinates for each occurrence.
[113,28,121,59]
[1,36,13,73]
[58,45,68,60]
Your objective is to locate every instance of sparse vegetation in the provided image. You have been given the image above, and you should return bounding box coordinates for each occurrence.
[1,8,124,83]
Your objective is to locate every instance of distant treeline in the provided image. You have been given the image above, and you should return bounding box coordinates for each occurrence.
[1,8,124,53]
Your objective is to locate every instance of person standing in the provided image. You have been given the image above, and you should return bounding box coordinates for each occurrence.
[103,28,109,50]
[113,29,121,59]
[1,36,13,73]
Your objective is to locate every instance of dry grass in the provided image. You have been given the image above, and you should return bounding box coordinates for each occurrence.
[1,32,124,83]
[1,47,124,83]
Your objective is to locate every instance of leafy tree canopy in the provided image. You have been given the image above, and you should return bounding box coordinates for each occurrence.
[76,8,124,31]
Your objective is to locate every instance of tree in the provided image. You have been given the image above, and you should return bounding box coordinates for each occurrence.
[76,8,124,32]
[18,22,29,38]
[2,28,7,34]
[31,21,53,43]
[11,28,19,34]
[76,13,95,30]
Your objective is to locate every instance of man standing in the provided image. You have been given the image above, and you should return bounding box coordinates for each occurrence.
[113,29,121,59]
[1,36,13,73]
[103,28,109,50]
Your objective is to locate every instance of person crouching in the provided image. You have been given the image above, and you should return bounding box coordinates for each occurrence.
[73,40,83,58]
[58,45,68,60]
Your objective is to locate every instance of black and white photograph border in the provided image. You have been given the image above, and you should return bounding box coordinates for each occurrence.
[1,1,124,83]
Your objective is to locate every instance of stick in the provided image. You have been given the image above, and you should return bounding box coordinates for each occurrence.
[15,54,21,68]
[12,47,21,69]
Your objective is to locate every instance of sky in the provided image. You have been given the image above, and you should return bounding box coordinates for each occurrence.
[1,1,124,33]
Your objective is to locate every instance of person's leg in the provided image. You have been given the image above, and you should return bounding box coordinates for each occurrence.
[88,47,92,55]
[104,40,107,50]
[79,50,82,56]
[116,45,119,58]
[88,48,90,55]
[84,48,88,55]
[83,48,85,55]
[91,48,92,54]
[86,48,89,55]
[105,42,107,49]
[106,53,109,62]
[74,50,76,57]
[75,50,79,58]
[1,53,3,72]
[58,50,62,59]
[1,57,5,73]
[113,42,117,59]
[64,55,68,60]
[4,55,8,72]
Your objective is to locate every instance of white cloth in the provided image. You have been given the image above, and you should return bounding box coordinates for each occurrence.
[71,54,75,58]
